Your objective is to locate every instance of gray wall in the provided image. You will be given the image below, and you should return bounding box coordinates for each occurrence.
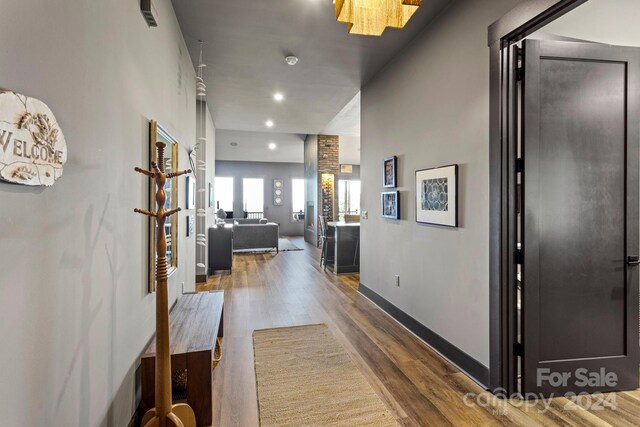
[215,160,305,235]
[0,1,196,425]
[304,135,319,244]
[360,0,520,368]
[339,164,360,181]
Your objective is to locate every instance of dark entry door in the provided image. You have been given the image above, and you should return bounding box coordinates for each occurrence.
[521,39,640,396]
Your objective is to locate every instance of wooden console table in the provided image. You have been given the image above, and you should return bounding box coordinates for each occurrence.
[141,291,224,427]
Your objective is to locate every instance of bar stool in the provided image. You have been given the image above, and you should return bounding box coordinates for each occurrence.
[319,216,335,270]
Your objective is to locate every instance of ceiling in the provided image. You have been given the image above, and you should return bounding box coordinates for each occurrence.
[216,130,305,163]
[322,92,360,136]
[215,129,361,165]
[535,0,640,47]
[171,0,453,135]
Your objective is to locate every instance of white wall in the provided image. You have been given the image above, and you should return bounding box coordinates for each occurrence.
[206,106,217,214]
[339,135,361,166]
[0,1,196,425]
[196,101,216,277]
[360,0,520,368]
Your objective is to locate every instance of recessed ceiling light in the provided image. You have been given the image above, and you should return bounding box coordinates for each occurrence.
[230,142,238,147]
[265,120,274,128]
[268,142,277,150]
[274,93,284,102]
[285,55,298,66]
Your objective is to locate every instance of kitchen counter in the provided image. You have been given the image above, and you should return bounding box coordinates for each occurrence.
[326,222,360,274]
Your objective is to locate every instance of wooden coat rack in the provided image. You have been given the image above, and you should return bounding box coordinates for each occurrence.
[135,142,196,427]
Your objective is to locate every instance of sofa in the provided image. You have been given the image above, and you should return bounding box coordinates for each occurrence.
[224,218,266,225]
[231,220,279,253]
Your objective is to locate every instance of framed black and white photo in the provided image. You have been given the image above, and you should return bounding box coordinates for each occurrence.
[186,176,196,209]
[186,215,194,237]
[383,156,397,188]
[415,164,458,227]
[381,191,400,219]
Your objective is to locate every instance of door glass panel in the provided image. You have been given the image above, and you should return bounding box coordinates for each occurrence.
[292,178,304,221]
[215,177,234,212]
[243,178,264,218]
[338,180,361,220]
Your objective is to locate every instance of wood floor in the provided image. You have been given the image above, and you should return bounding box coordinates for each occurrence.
[196,237,640,427]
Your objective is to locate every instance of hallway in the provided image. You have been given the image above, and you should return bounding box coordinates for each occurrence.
[197,238,640,427]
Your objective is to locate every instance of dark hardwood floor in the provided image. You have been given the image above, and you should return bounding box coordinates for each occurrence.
[196,237,640,427]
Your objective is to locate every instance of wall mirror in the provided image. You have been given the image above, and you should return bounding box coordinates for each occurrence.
[148,120,179,292]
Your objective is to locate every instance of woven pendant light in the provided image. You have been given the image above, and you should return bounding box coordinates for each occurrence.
[336,0,421,36]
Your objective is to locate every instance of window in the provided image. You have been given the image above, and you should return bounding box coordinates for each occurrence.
[243,178,264,218]
[338,180,361,219]
[214,177,234,212]
[292,178,305,221]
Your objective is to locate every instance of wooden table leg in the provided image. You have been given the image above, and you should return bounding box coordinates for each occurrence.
[218,307,224,338]
[141,357,156,416]
[187,350,212,427]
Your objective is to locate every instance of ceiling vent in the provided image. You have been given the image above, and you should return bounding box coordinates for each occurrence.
[141,0,158,27]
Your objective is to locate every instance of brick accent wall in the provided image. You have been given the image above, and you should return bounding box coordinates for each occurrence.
[317,135,339,225]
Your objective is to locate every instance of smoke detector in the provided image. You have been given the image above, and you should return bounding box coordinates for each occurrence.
[285,55,299,66]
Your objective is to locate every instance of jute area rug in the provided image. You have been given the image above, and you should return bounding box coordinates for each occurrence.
[253,324,398,427]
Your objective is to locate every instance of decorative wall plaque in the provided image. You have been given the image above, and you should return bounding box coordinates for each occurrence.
[0,91,67,186]
[273,179,284,206]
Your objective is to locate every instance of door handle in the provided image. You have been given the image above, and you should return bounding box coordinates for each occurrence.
[628,256,640,266]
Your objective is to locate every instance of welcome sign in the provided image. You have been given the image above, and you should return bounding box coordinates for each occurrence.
[0,91,67,186]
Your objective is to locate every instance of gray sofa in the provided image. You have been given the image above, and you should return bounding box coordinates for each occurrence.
[224,218,265,225]
[232,221,279,253]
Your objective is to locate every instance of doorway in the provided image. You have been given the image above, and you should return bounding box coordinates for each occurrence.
[489,0,640,396]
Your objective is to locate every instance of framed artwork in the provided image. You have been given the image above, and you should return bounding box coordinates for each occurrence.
[208,182,213,208]
[381,191,400,219]
[415,164,458,227]
[186,215,194,237]
[273,179,284,206]
[186,176,196,209]
[383,156,397,188]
